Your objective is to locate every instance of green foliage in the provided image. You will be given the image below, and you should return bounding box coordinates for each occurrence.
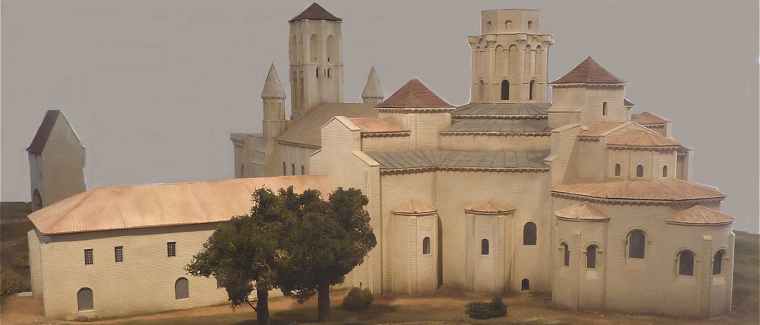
[465,296,508,319]
[278,187,377,301]
[186,188,286,325]
[342,287,374,311]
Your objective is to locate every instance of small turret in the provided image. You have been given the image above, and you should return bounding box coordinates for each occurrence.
[261,63,287,144]
[361,66,384,104]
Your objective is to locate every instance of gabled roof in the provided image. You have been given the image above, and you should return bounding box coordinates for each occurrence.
[27,110,83,154]
[278,103,377,148]
[261,63,286,99]
[289,3,342,23]
[552,179,725,204]
[578,121,627,138]
[631,112,670,126]
[377,79,454,109]
[28,176,332,235]
[552,57,624,85]
[667,205,734,226]
[392,200,436,216]
[555,203,609,222]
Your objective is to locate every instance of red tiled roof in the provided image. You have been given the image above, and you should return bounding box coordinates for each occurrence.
[606,124,679,148]
[552,57,624,85]
[377,79,454,109]
[667,205,734,226]
[631,112,670,125]
[555,203,609,222]
[578,121,627,137]
[28,176,333,235]
[552,179,724,203]
[348,117,405,133]
[289,3,342,23]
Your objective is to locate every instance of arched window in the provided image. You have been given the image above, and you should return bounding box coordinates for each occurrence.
[291,163,296,176]
[529,80,535,100]
[713,250,725,275]
[301,165,305,175]
[586,245,598,268]
[602,102,608,116]
[326,35,337,63]
[521,278,530,290]
[627,230,646,259]
[175,277,189,299]
[481,239,489,255]
[327,68,331,79]
[523,222,537,245]
[478,79,486,101]
[77,288,94,311]
[636,164,644,177]
[309,34,319,63]
[561,242,570,266]
[315,67,320,79]
[505,20,512,30]
[527,20,533,30]
[614,163,621,176]
[282,162,286,176]
[32,189,42,210]
[678,250,695,276]
[662,165,668,177]
[422,237,431,255]
[500,80,510,100]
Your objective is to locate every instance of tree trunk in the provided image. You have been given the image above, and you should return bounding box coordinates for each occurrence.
[256,284,270,325]
[317,281,331,322]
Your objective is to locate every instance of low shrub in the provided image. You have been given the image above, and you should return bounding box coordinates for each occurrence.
[466,296,508,319]
[342,287,373,311]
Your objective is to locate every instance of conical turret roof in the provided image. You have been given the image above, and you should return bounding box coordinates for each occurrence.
[377,79,453,109]
[261,64,285,99]
[552,56,624,85]
[289,3,342,23]
[362,66,383,99]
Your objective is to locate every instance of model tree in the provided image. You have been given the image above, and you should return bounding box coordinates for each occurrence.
[186,188,286,325]
[279,187,377,321]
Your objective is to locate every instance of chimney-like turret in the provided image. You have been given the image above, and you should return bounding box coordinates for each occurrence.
[361,66,384,104]
[261,63,287,143]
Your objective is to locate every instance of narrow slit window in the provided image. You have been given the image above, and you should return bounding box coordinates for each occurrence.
[481,239,490,255]
[561,242,570,266]
[586,245,597,268]
[422,237,431,255]
[662,165,668,177]
[713,250,725,275]
[614,163,621,176]
[602,102,608,116]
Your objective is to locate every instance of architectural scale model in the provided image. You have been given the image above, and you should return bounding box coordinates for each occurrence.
[26,3,735,320]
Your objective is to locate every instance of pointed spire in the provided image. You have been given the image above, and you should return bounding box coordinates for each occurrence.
[261,63,286,99]
[552,56,624,85]
[361,66,384,104]
[289,3,342,23]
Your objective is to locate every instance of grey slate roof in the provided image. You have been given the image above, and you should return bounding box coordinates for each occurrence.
[443,119,550,134]
[365,150,550,172]
[277,103,377,148]
[452,103,550,117]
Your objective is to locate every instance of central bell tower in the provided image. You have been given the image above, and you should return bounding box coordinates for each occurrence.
[288,3,344,119]
[467,9,554,103]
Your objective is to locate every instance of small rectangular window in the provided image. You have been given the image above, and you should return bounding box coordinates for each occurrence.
[167,242,176,257]
[114,246,124,263]
[84,249,94,265]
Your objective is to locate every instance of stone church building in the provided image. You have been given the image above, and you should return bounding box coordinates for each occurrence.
[27,3,735,320]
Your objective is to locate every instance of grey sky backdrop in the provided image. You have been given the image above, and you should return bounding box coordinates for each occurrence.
[2,0,758,232]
